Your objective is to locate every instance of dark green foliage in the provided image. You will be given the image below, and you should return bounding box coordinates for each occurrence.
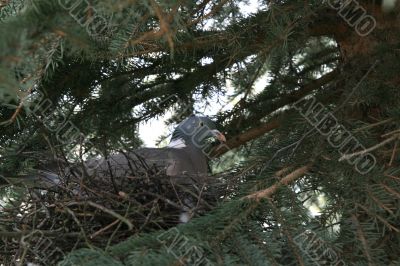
[1,0,400,265]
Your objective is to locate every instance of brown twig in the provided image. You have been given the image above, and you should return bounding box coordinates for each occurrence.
[188,0,230,26]
[90,219,120,239]
[66,201,134,231]
[0,230,82,238]
[244,164,311,201]
[340,134,399,162]
[389,139,398,166]
[212,117,280,157]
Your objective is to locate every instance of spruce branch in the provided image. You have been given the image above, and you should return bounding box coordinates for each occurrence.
[268,198,305,266]
[243,164,312,201]
[188,0,230,26]
[149,0,177,52]
[339,134,399,162]
[1,86,33,126]
[367,189,394,215]
[224,68,339,128]
[0,0,10,10]
[1,67,44,125]
[380,182,400,199]
[356,203,399,232]
[354,118,393,133]
[211,116,280,157]
[351,214,375,266]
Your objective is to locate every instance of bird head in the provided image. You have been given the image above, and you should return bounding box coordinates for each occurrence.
[169,115,226,149]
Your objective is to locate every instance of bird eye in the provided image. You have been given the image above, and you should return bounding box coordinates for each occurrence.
[200,122,204,126]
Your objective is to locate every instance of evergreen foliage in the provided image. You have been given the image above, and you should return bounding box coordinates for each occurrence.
[1,0,400,265]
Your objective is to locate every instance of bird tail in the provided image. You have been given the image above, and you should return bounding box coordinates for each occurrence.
[0,174,37,186]
[0,170,59,186]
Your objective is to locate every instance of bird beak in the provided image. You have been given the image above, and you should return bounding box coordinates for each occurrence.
[211,129,226,143]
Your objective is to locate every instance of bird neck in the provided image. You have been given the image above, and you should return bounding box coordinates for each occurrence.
[167,138,187,148]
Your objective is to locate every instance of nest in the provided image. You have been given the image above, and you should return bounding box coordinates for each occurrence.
[0,156,229,265]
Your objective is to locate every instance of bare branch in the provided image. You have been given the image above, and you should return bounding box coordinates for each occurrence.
[244,164,312,201]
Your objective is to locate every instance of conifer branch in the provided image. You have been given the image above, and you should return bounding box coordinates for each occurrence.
[340,134,399,162]
[211,117,280,157]
[149,0,177,52]
[268,198,305,266]
[241,69,339,123]
[0,0,10,10]
[380,182,400,199]
[243,164,312,201]
[356,203,399,232]
[351,214,375,266]
[188,0,230,26]
[2,86,33,125]
[220,68,339,134]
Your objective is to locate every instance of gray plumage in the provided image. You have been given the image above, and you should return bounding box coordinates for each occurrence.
[86,145,208,183]
[4,115,225,186]
[85,115,224,183]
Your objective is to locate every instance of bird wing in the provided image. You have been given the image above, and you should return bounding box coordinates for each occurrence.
[2,147,209,186]
[86,147,208,181]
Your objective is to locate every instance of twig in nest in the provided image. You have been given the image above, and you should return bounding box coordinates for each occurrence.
[90,219,120,239]
[66,201,134,230]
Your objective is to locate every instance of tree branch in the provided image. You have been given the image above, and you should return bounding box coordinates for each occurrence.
[351,214,375,266]
[243,164,312,201]
[212,117,280,157]
[339,134,399,161]
[237,69,339,127]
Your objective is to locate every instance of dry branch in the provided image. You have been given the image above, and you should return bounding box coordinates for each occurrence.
[244,164,312,201]
[212,118,280,157]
